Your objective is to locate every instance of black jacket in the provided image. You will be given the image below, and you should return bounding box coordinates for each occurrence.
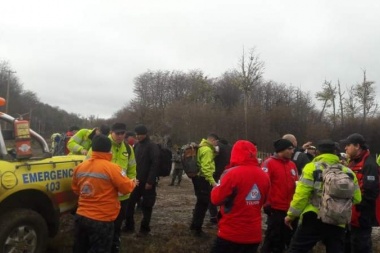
[292,147,310,175]
[134,136,160,185]
[214,143,232,181]
[349,150,379,227]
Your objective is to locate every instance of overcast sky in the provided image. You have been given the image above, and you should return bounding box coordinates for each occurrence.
[1,0,380,118]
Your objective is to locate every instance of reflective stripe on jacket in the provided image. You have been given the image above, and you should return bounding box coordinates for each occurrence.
[287,153,362,227]
[67,129,93,154]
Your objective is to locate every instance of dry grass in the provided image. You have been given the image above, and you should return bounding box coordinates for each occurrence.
[48,176,380,253]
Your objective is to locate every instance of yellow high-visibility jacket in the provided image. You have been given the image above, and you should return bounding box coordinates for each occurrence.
[287,153,362,227]
[67,129,93,155]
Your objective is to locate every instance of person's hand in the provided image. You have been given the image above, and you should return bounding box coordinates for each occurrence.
[302,142,313,150]
[145,183,152,190]
[80,149,88,155]
[133,179,139,187]
[284,216,294,230]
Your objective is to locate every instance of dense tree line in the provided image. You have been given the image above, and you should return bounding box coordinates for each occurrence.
[113,50,380,154]
[1,50,380,154]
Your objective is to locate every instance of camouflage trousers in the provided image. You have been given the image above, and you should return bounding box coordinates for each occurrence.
[73,214,114,253]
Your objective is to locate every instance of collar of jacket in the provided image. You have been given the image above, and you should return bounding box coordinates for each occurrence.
[109,135,123,147]
[272,153,291,162]
[91,151,112,161]
[138,135,150,144]
[350,149,370,165]
[313,153,340,164]
[199,138,215,150]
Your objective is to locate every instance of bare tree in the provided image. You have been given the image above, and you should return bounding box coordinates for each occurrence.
[315,80,336,123]
[344,85,359,119]
[236,47,265,139]
[354,70,377,125]
[337,80,345,129]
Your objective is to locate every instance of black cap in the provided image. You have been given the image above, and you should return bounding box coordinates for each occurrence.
[317,139,336,154]
[111,123,127,133]
[135,124,148,135]
[341,133,366,146]
[273,138,293,153]
[92,135,111,153]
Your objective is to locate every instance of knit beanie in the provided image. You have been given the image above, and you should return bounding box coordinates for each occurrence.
[92,135,111,152]
[273,138,294,153]
[135,125,148,135]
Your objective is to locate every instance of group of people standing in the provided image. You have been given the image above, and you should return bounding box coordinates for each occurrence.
[203,133,379,253]
[69,123,160,253]
[68,125,379,253]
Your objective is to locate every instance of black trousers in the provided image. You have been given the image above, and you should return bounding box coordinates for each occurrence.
[111,199,129,253]
[191,176,212,231]
[73,214,114,253]
[210,236,259,253]
[288,212,345,253]
[125,182,156,232]
[261,209,296,253]
[345,226,372,253]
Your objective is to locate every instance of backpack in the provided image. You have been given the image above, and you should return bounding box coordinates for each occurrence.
[157,144,173,177]
[181,142,199,178]
[316,162,355,225]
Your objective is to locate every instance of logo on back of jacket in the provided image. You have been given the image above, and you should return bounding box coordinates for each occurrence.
[245,184,261,205]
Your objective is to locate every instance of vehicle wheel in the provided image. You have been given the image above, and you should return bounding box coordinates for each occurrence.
[0,209,48,253]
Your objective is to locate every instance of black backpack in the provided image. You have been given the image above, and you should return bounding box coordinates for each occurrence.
[157,144,172,177]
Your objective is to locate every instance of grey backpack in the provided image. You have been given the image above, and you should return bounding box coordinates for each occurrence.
[316,162,355,225]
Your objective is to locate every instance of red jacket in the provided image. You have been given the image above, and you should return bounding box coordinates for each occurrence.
[348,150,379,227]
[211,140,270,244]
[261,155,298,211]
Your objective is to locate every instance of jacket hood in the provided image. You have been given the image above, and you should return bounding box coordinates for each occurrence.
[313,153,340,164]
[230,140,259,167]
[91,151,112,161]
[199,138,215,151]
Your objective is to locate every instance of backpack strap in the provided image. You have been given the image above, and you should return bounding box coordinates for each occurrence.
[310,162,324,207]
[293,151,301,161]
[125,143,131,157]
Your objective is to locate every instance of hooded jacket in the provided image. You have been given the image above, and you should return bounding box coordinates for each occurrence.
[262,154,298,211]
[197,138,216,185]
[211,140,270,244]
[72,151,136,222]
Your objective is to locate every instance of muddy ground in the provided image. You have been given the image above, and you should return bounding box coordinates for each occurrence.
[48,176,380,253]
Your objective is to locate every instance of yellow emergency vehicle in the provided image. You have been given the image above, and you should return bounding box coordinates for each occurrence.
[0,97,84,253]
